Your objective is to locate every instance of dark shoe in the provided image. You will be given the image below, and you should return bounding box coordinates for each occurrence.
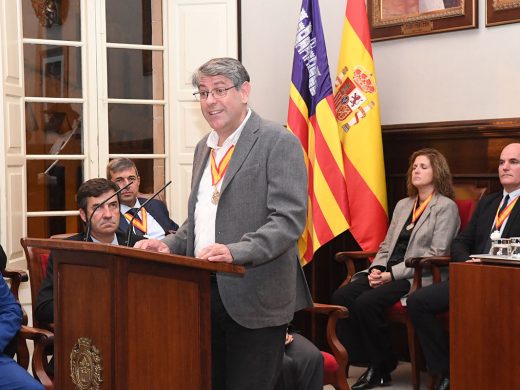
[435,376,450,390]
[351,366,392,390]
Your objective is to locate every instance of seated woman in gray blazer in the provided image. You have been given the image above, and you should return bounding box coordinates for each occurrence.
[332,148,460,390]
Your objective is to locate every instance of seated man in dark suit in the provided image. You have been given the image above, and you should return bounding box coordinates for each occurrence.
[407,142,520,390]
[107,158,178,240]
[0,253,44,389]
[35,178,129,325]
[274,330,323,390]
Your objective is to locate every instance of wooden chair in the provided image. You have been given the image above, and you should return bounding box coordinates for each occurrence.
[21,239,52,330]
[306,303,350,390]
[2,268,54,389]
[334,250,423,390]
[19,235,74,388]
[403,186,486,390]
[334,186,486,390]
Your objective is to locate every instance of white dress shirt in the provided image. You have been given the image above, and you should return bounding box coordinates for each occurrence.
[194,109,252,256]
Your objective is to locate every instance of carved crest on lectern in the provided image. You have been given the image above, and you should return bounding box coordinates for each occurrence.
[70,337,103,390]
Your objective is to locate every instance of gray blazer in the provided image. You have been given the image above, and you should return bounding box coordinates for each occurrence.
[364,193,460,287]
[163,111,313,329]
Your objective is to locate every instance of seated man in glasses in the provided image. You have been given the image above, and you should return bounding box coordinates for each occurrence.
[107,158,178,241]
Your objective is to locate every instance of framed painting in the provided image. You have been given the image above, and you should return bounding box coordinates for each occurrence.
[368,0,478,41]
[487,0,520,26]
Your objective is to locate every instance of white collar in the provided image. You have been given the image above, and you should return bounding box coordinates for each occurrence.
[206,109,251,150]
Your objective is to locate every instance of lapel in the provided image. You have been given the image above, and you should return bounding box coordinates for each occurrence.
[190,142,211,204]
[219,111,260,195]
[388,197,414,249]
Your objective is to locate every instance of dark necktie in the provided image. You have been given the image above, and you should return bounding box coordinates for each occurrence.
[126,208,144,236]
[493,194,510,231]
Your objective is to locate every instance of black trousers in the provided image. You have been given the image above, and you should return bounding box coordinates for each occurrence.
[331,273,411,369]
[407,281,450,375]
[211,280,287,390]
[274,332,324,390]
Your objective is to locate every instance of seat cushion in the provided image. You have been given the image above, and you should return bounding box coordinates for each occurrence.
[388,300,407,315]
[322,351,338,373]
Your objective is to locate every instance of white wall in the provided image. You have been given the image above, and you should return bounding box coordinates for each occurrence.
[241,0,520,126]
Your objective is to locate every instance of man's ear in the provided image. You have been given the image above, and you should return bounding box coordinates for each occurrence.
[79,208,87,224]
[240,81,251,103]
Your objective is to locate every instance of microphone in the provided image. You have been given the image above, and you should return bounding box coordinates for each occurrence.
[84,181,133,242]
[126,180,172,246]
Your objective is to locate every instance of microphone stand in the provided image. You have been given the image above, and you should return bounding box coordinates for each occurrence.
[84,181,133,242]
[126,180,172,246]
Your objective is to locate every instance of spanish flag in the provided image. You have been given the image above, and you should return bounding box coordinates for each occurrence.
[334,0,388,252]
[288,0,350,265]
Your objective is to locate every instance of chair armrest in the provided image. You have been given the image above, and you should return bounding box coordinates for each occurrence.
[1,268,29,300]
[405,256,451,286]
[19,325,54,389]
[335,251,378,263]
[405,256,450,268]
[334,251,377,287]
[1,268,29,282]
[305,302,349,318]
[307,303,349,388]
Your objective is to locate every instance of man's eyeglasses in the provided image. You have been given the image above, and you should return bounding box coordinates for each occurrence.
[193,86,236,101]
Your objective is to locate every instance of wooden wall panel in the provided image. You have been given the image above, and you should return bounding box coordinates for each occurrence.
[382,118,520,214]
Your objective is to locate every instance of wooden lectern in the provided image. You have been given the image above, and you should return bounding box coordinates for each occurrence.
[451,261,520,389]
[23,238,244,390]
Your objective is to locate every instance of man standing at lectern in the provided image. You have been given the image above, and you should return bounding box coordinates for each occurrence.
[135,57,312,390]
[407,142,520,390]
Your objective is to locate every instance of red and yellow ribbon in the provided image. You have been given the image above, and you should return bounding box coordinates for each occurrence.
[494,197,519,230]
[124,208,148,233]
[411,192,434,226]
[210,145,235,186]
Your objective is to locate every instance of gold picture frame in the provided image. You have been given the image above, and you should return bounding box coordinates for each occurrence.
[368,0,478,41]
[487,0,520,26]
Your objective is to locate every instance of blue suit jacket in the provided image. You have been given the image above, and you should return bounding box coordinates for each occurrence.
[117,198,178,239]
[0,276,22,354]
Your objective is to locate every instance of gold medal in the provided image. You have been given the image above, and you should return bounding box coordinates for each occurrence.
[211,187,220,205]
[406,223,414,231]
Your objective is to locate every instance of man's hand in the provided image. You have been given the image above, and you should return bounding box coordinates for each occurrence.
[368,268,392,288]
[134,239,170,253]
[198,243,233,263]
[285,332,294,346]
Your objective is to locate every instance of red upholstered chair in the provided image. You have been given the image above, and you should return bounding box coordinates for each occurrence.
[334,250,423,389]
[305,303,350,390]
[334,185,485,390]
[404,186,485,389]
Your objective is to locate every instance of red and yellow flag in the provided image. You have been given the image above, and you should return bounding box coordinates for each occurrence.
[333,0,388,251]
[288,0,350,265]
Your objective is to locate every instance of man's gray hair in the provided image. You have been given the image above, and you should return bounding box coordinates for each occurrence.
[106,158,138,179]
[192,57,250,90]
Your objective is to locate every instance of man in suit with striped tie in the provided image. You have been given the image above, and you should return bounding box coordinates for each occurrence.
[107,158,178,240]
